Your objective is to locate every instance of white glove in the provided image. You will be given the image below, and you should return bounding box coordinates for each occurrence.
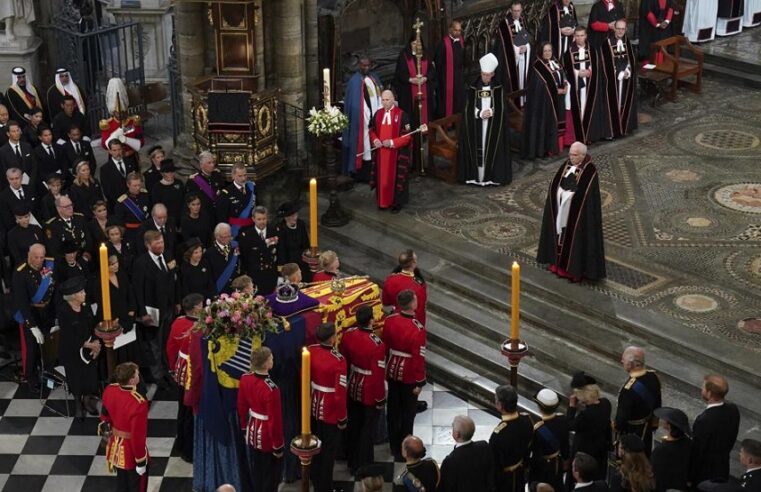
[136,465,147,476]
[50,325,60,334]
[30,327,45,345]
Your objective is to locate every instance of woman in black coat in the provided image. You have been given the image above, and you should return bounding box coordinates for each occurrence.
[57,276,102,418]
[179,237,215,301]
[69,160,105,219]
[567,372,613,484]
[87,200,109,254]
[180,193,213,248]
[96,254,143,366]
[106,223,136,277]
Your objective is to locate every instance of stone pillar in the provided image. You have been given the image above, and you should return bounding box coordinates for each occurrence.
[255,0,265,81]
[174,1,206,166]
[304,0,319,110]
[272,0,307,165]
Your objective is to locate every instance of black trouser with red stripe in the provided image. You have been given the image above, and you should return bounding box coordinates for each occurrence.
[116,465,148,492]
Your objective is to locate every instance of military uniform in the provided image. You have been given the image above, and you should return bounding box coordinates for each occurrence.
[99,115,144,155]
[489,412,534,492]
[44,213,91,258]
[203,241,240,295]
[530,413,570,492]
[12,259,55,384]
[184,170,225,216]
[614,369,662,455]
[99,383,150,492]
[339,325,386,471]
[394,458,441,492]
[309,343,348,492]
[216,181,255,230]
[383,311,426,460]
[237,372,284,492]
[114,192,151,250]
[238,225,279,295]
[382,269,428,326]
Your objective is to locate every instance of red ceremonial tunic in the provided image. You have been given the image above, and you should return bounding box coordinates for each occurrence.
[339,326,387,407]
[382,270,428,326]
[184,330,205,414]
[99,383,149,471]
[99,116,145,154]
[237,372,285,454]
[382,312,427,386]
[309,343,348,425]
[312,271,336,283]
[369,106,412,209]
[166,316,195,388]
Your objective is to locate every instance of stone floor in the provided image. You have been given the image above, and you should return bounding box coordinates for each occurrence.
[342,76,761,356]
[701,24,761,65]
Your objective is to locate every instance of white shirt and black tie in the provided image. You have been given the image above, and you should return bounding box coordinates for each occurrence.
[45,144,55,159]
[149,251,168,272]
[256,227,266,241]
[13,143,22,162]
[14,187,24,201]
[73,141,81,155]
[116,160,126,177]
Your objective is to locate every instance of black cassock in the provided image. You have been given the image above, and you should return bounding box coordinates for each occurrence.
[458,79,512,185]
[58,301,100,396]
[562,44,612,144]
[493,17,533,104]
[639,0,675,59]
[600,35,638,138]
[392,47,436,125]
[433,35,465,118]
[537,155,606,280]
[521,58,566,159]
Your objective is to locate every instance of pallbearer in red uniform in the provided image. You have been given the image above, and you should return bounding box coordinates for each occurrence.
[382,290,426,461]
[237,347,284,492]
[309,323,348,492]
[339,305,386,473]
[166,293,203,463]
[99,362,149,492]
[369,90,419,213]
[382,249,427,326]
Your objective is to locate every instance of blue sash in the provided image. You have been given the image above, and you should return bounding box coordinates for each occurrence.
[230,181,256,238]
[122,196,146,222]
[537,424,560,455]
[14,259,55,324]
[215,241,239,294]
[631,379,657,410]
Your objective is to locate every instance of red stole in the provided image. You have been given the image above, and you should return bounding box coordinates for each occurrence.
[404,53,429,125]
[443,36,463,117]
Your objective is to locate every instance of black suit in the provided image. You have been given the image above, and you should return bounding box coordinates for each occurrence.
[136,219,178,260]
[742,468,761,491]
[132,252,176,381]
[574,481,611,492]
[32,143,68,194]
[439,441,495,492]
[690,402,741,483]
[0,184,38,232]
[0,141,34,188]
[100,158,137,210]
[238,225,279,294]
[59,139,97,175]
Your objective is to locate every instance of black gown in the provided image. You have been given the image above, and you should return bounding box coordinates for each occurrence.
[540,1,579,60]
[562,44,613,144]
[651,437,691,491]
[458,78,512,185]
[58,301,100,396]
[180,212,214,248]
[97,271,142,366]
[433,35,465,118]
[522,58,566,159]
[638,0,675,59]
[392,47,436,125]
[566,399,613,481]
[588,0,626,48]
[600,35,638,138]
[179,259,215,301]
[150,181,185,220]
[107,242,136,280]
[537,156,607,280]
[276,219,312,282]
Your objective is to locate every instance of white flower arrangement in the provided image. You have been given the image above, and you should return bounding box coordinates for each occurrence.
[306,106,349,137]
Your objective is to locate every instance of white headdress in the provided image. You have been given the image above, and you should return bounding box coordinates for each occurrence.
[106,78,129,114]
[479,53,499,73]
[54,68,86,114]
[11,66,26,87]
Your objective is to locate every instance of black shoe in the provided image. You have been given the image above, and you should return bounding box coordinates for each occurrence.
[391,205,401,214]
[83,396,99,416]
[416,401,428,413]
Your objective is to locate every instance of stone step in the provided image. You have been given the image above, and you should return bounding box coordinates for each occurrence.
[318,199,761,424]
[319,193,761,391]
[701,60,761,88]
